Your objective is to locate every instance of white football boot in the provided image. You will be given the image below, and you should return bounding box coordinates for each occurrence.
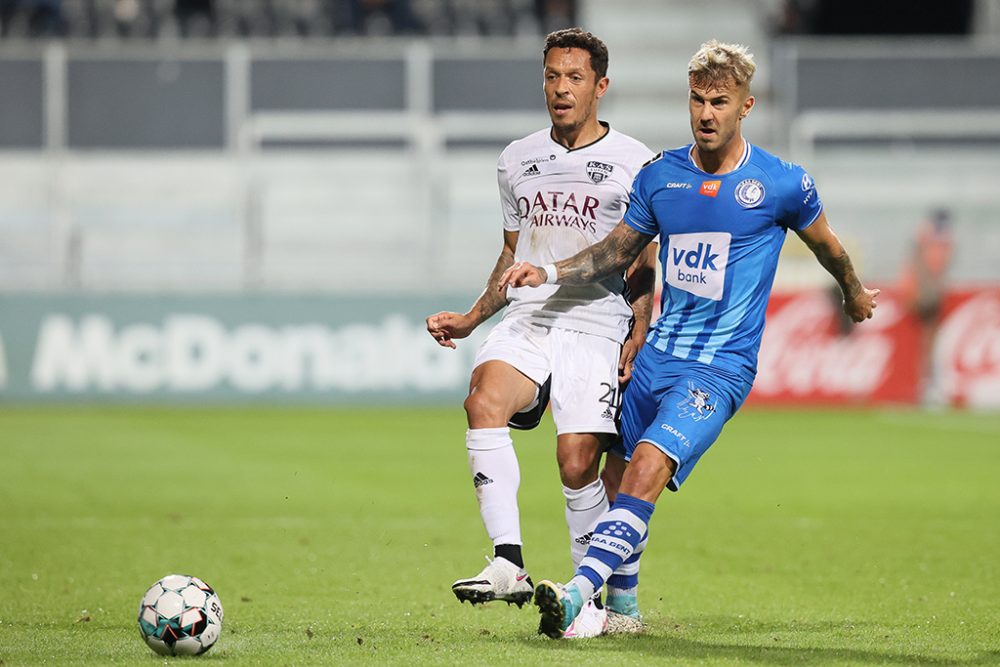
[562,598,608,638]
[451,556,534,607]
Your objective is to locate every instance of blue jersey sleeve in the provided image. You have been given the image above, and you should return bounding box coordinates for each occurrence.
[623,164,659,236]
[776,162,823,231]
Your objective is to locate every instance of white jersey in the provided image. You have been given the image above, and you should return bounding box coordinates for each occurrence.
[497,123,653,341]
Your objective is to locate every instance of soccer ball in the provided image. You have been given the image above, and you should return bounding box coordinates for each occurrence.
[137,574,224,656]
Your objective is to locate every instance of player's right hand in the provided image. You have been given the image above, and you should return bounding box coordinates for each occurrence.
[497,261,545,292]
[426,311,475,349]
[844,287,880,323]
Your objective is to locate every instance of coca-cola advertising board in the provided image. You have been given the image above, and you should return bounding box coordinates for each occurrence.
[749,287,1000,408]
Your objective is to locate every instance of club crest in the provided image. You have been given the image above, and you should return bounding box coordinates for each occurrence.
[677,382,718,421]
[734,178,765,208]
[586,160,613,184]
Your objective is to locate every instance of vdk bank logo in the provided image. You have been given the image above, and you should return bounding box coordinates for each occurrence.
[666,232,732,301]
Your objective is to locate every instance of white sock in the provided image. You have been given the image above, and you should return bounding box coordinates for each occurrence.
[466,427,521,546]
[563,478,609,570]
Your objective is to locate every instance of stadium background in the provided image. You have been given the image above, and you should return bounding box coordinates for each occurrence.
[1,2,999,665]
[0,0,998,408]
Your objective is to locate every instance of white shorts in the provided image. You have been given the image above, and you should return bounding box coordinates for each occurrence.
[473,318,622,435]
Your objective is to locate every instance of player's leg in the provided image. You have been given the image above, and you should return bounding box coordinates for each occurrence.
[545,329,622,636]
[452,359,538,605]
[556,433,608,569]
[537,362,750,637]
[601,450,626,502]
[537,442,675,638]
[554,432,611,639]
[548,328,621,569]
[603,374,652,629]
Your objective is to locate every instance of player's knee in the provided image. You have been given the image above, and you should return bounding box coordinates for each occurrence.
[463,387,506,425]
[558,451,601,489]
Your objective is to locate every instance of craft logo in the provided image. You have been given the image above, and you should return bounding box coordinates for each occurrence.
[667,182,692,189]
[699,180,721,197]
[735,178,765,208]
[586,160,613,184]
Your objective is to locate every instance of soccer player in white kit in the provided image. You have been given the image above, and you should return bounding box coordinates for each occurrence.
[426,28,656,637]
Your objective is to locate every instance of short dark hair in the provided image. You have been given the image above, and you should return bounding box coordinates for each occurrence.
[543,28,608,80]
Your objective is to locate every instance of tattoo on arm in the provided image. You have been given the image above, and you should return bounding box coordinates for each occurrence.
[626,246,656,335]
[468,244,515,325]
[807,236,863,300]
[555,223,653,286]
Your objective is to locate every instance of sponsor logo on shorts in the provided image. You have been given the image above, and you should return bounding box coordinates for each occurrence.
[660,422,691,449]
[677,382,717,421]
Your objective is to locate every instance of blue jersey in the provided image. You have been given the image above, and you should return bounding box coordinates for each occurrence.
[623,142,822,384]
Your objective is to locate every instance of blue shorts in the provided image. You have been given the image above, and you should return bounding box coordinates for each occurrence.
[612,346,753,491]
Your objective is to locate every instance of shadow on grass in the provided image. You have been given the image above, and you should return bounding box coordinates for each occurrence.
[518,616,1000,665]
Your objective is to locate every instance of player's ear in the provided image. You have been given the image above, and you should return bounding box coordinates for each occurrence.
[595,76,609,99]
[740,95,755,120]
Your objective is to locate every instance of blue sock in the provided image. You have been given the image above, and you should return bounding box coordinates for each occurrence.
[569,494,655,600]
[608,530,647,593]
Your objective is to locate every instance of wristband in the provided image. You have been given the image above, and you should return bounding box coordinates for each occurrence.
[541,264,558,284]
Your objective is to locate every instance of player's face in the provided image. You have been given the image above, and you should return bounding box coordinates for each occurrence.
[543,47,608,134]
[688,77,754,155]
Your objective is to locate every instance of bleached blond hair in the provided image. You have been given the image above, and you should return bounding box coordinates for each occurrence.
[688,39,756,91]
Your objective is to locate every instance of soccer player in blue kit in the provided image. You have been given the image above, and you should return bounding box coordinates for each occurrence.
[498,39,880,638]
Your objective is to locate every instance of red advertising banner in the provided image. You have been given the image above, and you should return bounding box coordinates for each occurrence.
[748,287,1000,408]
[935,288,1000,409]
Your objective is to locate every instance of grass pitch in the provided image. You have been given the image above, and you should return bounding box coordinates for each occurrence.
[0,406,998,666]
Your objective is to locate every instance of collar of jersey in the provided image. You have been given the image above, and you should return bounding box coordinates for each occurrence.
[686,139,751,174]
[549,121,612,153]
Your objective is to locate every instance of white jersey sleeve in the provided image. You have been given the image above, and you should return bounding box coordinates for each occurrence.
[496,125,654,342]
[497,152,521,232]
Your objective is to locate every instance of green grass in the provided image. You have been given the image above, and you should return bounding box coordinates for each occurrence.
[1,406,998,666]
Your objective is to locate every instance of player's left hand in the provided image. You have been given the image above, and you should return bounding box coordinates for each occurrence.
[844,287,880,323]
[618,338,641,383]
[497,262,545,292]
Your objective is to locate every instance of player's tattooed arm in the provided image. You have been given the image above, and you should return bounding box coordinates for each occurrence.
[553,222,654,286]
[469,230,519,324]
[427,231,518,349]
[620,241,657,382]
[499,222,653,291]
[796,212,880,322]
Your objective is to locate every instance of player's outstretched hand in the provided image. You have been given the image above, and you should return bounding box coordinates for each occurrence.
[497,261,546,292]
[844,287,880,323]
[426,311,475,349]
